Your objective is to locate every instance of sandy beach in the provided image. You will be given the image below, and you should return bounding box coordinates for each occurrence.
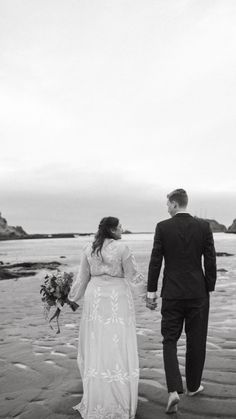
[0,235,236,419]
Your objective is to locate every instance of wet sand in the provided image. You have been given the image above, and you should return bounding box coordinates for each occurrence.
[0,262,236,419]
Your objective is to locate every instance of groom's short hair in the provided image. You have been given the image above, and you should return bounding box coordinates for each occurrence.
[167,189,188,207]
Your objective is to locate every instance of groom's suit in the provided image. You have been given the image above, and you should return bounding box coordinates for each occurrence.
[147,213,217,393]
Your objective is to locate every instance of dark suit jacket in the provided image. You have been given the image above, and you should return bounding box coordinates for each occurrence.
[147,213,217,299]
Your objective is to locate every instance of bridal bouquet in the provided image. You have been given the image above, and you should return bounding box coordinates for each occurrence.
[40,271,78,334]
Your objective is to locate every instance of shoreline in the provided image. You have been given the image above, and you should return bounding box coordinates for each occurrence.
[0,252,233,281]
[0,232,154,241]
[1,231,236,242]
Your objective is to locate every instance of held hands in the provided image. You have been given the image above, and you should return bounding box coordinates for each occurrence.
[146,296,158,310]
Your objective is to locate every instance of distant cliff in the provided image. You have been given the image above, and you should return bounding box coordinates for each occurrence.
[227,219,236,233]
[195,217,227,233]
[0,212,28,239]
[204,219,227,233]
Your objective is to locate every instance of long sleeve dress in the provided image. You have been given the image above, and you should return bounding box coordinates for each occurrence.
[68,238,144,419]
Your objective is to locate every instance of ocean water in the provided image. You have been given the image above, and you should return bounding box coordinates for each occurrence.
[0,233,236,276]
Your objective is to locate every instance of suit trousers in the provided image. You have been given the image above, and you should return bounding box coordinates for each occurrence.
[161,296,209,393]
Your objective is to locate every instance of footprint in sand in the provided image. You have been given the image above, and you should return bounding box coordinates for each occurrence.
[65,323,77,329]
[44,360,65,368]
[44,360,56,365]
[138,396,149,402]
[70,393,83,398]
[13,363,29,370]
[31,399,45,405]
[50,350,67,357]
[65,342,76,348]
[139,378,165,390]
[35,345,53,350]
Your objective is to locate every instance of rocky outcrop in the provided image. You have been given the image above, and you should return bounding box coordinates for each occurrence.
[195,217,227,233]
[205,219,227,233]
[0,212,28,239]
[0,261,62,280]
[227,219,236,233]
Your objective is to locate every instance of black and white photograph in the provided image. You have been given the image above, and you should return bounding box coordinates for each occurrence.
[0,1,236,418]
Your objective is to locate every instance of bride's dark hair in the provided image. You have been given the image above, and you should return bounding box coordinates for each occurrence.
[92,217,119,257]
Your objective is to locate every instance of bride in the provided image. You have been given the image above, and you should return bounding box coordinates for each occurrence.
[68,216,144,419]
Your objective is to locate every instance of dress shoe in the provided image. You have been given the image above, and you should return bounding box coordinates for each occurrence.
[186,384,204,396]
[165,391,180,414]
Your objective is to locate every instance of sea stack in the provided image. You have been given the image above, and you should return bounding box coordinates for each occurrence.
[204,219,227,233]
[227,219,236,233]
[0,212,28,240]
[194,217,227,233]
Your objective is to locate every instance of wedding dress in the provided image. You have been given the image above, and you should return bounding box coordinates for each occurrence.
[68,238,144,419]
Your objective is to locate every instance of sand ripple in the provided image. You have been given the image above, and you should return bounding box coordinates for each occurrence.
[0,264,236,418]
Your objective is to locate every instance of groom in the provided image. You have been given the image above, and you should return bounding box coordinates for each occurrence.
[146,189,217,414]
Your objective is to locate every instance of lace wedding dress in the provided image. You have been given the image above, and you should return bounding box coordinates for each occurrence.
[68,238,144,419]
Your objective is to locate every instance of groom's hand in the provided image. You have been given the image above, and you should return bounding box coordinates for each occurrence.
[146,296,157,310]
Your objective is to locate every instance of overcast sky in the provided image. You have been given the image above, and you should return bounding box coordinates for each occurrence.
[1,0,236,233]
